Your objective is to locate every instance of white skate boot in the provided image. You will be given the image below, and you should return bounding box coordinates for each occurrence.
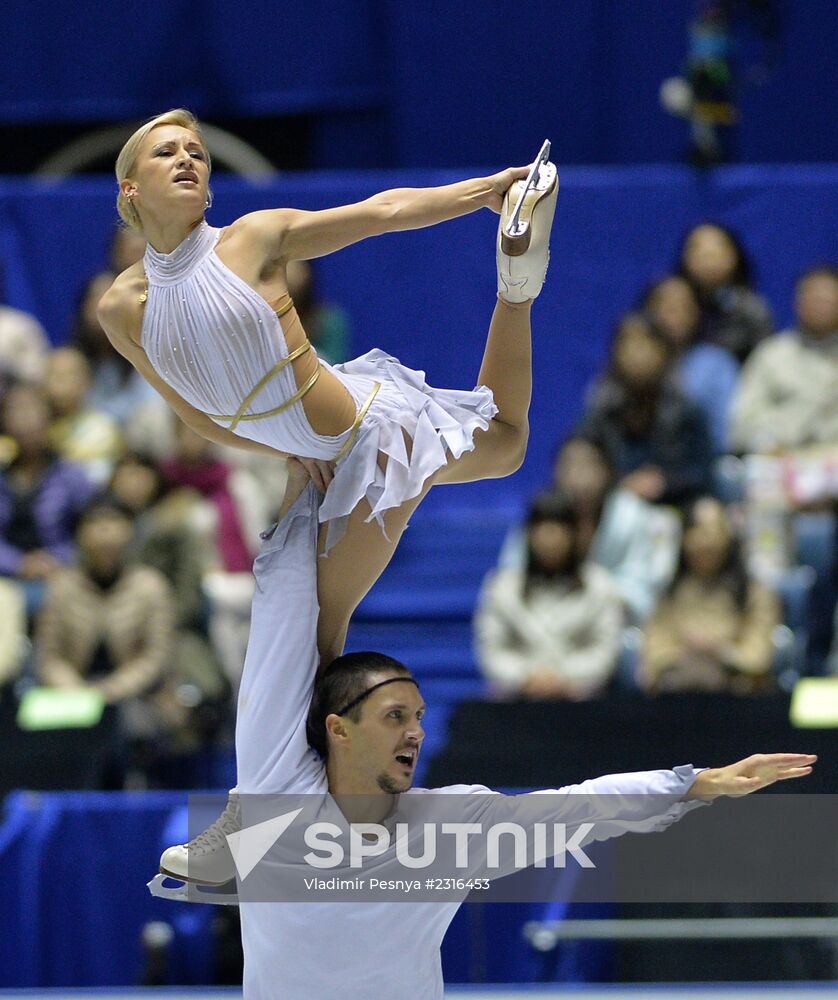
[147,792,241,905]
[497,139,559,303]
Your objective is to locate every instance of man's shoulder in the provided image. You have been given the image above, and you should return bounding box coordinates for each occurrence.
[408,784,498,796]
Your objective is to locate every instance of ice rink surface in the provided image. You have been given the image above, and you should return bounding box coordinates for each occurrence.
[1,986,837,999]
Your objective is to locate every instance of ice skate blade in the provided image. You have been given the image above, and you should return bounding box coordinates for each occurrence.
[147,871,240,906]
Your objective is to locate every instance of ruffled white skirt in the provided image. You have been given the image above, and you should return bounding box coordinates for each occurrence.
[318,349,497,551]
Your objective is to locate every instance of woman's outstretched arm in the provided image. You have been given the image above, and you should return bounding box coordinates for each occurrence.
[245,166,530,262]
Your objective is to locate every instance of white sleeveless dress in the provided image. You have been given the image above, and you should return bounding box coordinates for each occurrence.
[141,222,497,547]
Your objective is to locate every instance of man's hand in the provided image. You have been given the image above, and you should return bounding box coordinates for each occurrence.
[484,166,532,214]
[520,670,573,700]
[682,628,723,656]
[18,550,61,580]
[294,457,336,493]
[685,753,817,800]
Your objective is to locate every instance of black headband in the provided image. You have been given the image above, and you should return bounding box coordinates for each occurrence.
[336,677,420,717]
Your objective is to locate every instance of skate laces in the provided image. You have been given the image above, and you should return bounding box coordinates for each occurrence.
[186,797,241,855]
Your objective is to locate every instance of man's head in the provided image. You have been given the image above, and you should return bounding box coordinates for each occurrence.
[44,348,91,417]
[795,266,838,339]
[76,495,136,579]
[307,652,425,795]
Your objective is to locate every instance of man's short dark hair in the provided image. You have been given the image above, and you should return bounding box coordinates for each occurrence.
[77,493,136,528]
[797,264,838,287]
[306,652,413,759]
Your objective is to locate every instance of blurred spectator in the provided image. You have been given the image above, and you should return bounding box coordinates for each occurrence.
[578,312,713,505]
[0,382,95,612]
[500,434,680,623]
[555,434,680,623]
[109,452,229,727]
[829,594,838,676]
[0,577,27,689]
[640,497,779,694]
[729,266,838,454]
[287,259,351,365]
[160,420,269,689]
[0,299,49,387]
[70,272,160,425]
[44,347,124,485]
[678,222,773,363]
[35,497,181,783]
[642,274,739,453]
[160,420,266,574]
[107,225,147,275]
[476,491,623,700]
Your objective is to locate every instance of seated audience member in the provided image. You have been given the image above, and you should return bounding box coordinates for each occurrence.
[500,435,679,623]
[0,577,26,689]
[642,275,739,454]
[0,382,95,613]
[730,266,838,454]
[70,271,160,426]
[35,497,179,783]
[640,497,779,694]
[160,420,269,689]
[578,312,713,506]
[476,491,623,700]
[829,596,838,676]
[287,259,351,365]
[109,453,229,729]
[107,225,147,276]
[677,222,773,364]
[0,295,49,386]
[556,434,680,623]
[44,347,124,485]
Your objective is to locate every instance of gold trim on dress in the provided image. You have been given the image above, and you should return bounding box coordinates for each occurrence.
[334,382,381,462]
[206,341,313,430]
[207,348,322,432]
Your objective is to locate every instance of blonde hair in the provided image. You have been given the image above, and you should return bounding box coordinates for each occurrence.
[115,108,212,231]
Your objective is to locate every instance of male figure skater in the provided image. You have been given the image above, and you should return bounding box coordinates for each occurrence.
[152,475,815,1000]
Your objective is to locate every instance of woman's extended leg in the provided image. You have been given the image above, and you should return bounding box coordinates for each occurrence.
[436,294,532,484]
[315,163,556,663]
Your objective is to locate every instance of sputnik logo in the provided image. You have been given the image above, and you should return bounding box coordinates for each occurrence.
[226,807,303,881]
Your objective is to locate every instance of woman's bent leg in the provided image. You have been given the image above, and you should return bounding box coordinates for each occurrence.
[315,472,438,667]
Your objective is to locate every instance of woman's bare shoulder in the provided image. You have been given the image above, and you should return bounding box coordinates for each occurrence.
[97,261,147,345]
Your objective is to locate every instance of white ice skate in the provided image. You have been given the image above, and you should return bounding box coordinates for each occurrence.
[497,139,559,303]
[147,792,241,905]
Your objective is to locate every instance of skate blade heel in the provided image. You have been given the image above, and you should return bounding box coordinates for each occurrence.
[147,871,240,905]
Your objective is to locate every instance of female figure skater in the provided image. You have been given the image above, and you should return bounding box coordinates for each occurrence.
[98,109,558,666]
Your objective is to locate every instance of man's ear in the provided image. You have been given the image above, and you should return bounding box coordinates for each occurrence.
[325,713,350,746]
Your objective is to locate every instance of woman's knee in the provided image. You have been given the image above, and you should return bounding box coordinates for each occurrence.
[493,422,529,477]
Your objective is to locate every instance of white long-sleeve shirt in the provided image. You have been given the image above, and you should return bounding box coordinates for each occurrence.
[235,485,705,1000]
